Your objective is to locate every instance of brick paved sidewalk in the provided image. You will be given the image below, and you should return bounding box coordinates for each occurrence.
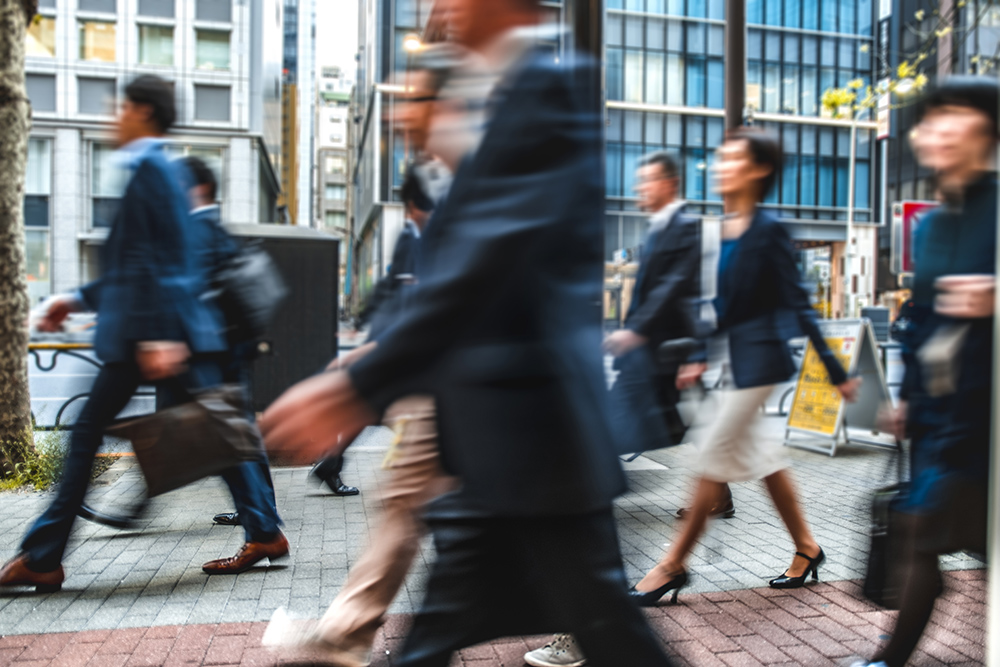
[0,571,985,667]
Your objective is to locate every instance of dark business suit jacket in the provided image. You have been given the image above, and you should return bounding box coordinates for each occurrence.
[711,209,848,389]
[349,49,625,517]
[369,222,420,340]
[79,146,227,363]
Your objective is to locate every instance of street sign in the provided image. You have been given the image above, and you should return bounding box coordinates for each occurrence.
[785,319,893,456]
[891,200,938,274]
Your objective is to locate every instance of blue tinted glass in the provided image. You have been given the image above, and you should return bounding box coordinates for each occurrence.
[765,0,781,25]
[688,0,707,18]
[839,0,856,33]
[836,158,849,207]
[858,0,873,34]
[607,143,624,197]
[606,48,624,100]
[686,116,705,145]
[667,0,684,15]
[800,156,817,205]
[624,144,644,197]
[648,0,666,13]
[801,66,818,116]
[607,15,623,46]
[708,0,724,20]
[782,156,799,204]
[707,59,724,108]
[686,57,706,106]
[393,138,406,187]
[706,117,724,147]
[687,23,706,54]
[626,0,644,11]
[818,158,834,206]
[607,109,623,141]
[821,0,837,32]
[819,127,835,156]
[708,25,725,56]
[748,29,762,59]
[607,0,624,8]
[784,0,800,28]
[747,0,763,23]
[855,161,870,208]
[839,39,854,69]
[803,0,818,29]
[685,149,706,200]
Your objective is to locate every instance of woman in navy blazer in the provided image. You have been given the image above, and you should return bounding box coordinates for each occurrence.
[630,129,860,607]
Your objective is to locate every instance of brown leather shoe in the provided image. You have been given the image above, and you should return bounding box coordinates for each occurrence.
[0,554,64,593]
[202,532,290,574]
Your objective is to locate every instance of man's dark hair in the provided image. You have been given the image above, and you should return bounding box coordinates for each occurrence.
[919,76,1000,138]
[727,127,782,201]
[125,75,176,134]
[402,166,434,213]
[639,151,680,181]
[184,156,217,201]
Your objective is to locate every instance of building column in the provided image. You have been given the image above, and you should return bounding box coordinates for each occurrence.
[50,129,82,293]
[228,137,257,224]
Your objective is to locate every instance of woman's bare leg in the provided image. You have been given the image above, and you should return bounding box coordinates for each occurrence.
[764,469,820,577]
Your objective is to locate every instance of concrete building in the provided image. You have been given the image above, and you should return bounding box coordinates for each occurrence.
[279,0,315,226]
[316,66,354,308]
[22,0,284,305]
[353,0,883,319]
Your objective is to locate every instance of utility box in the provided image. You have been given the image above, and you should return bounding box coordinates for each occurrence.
[227,224,339,412]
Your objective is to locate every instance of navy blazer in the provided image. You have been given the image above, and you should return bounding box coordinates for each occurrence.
[79,146,227,363]
[711,210,848,389]
[350,49,625,517]
[625,208,701,352]
[369,222,420,340]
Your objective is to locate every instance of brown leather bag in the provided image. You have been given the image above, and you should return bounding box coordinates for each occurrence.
[106,385,263,497]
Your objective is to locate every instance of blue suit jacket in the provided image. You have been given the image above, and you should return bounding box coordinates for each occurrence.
[79,146,227,363]
[710,209,848,389]
[350,49,625,517]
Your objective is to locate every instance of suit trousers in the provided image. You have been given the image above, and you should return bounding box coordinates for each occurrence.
[396,497,673,667]
[317,397,455,654]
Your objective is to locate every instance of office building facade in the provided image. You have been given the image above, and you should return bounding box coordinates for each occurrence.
[22,0,283,305]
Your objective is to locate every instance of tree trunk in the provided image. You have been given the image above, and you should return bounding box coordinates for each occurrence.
[0,0,36,471]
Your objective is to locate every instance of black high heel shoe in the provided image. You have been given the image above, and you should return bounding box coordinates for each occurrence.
[769,548,825,589]
[629,569,689,607]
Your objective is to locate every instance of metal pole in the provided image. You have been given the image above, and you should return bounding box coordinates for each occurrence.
[724,0,746,130]
[987,137,1000,667]
[844,117,857,319]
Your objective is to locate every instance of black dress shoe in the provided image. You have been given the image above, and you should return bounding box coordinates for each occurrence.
[310,456,360,496]
[213,512,241,526]
[629,569,689,606]
[331,477,359,496]
[769,548,825,589]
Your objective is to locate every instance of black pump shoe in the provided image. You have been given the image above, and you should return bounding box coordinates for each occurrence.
[769,548,825,589]
[629,569,689,606]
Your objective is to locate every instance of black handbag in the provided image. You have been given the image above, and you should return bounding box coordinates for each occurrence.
[862,439,907,609]
[106,385,263,497]
[211,243,288,341]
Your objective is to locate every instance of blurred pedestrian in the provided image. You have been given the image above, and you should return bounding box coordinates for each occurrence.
[0,76,288,593]
[259,0,673,665]
[629,129,860,607]
[855,77,997,667]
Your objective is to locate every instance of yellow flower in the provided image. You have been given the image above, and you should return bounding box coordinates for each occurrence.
[859,44,870,53]
[847,78,865,89]
[897,61,917,79]
[913,74,929,91]
[935,26,953,38]
[915,9,925,20]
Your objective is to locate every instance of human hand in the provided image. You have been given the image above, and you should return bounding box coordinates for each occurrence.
[260,370,378,465]
[136,342,190,380]
[878,400,907,440]
[935,275,995,318]
[676,363,707,390]
[37,296,82,332]
[603,330,647,357]
[837,377,862,403]
[326,341,377,372]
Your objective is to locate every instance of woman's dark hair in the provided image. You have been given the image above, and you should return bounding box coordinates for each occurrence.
[183,156,217,201]
[125,75,176,134]
[401,165,434,213]
[727,127,782,201]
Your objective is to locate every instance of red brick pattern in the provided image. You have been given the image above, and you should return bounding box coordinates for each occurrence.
[0,573,984,666]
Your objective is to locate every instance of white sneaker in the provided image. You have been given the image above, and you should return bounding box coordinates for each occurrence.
[262,608,372,667]
[524,634,587,667]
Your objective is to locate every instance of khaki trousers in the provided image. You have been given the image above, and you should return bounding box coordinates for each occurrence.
[317,396,455,653]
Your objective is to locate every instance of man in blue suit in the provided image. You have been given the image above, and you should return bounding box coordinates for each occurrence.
[1,76,287,592]
[260,1,673,665]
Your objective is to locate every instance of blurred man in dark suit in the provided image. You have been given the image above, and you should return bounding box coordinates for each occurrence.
[259,1,673,665]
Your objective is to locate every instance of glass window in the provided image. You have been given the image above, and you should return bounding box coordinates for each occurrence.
[783,34,799,63]
[607,142,624,197]
[605,215,621,261]
[801,66,818,116]
[686,22,706,55]
[92,143,126,228]
[765,0,781,25]
[624,145,643,198]
[706,117,724,147]
[748,29,762,59]
[648,0,666,13]
[26,16,56,57]
[196,29,230,70]
[838,39,854,69]
[194,85,231,121]
[800,156,817,206]
[607,14,623,47]
[79,20,116,62]
[685,149,707,200]
[24,137,51,226]
[25,229,50,305]
[836,158,849,207]
[820,38,836,66]
[839,0,855,33]
[801,125,817,155]
[802,35,818,66]
[707,59,724,108]
[624,111,643,143]
[622,216,645,253]
[396,0,417,26]
[196,0,231,22]
[625,16,643,48]
[781,66,798,113]
[624,50,644,103]
[325,184,347,200]
[784,0,800,27]
[688,0,706,18]
[765,31,781,61]
[78,77,115,115]
[325,156,347,174]
[747,0,762,24]
[647,18,665,51]
[858,0,873,34]
[79,0,115,11]
[819,127,835,156]
[666,54,684,105]
[818,158,835,206]
[26,74,56,112]
[803,0,819,29]
[667,0,683,14]
[626,0,643,11]
[139,25,173,66]
[855,161,870,208]
[821,0,837,32]
[708,0,724,20]
[325,211,347,229]
[781,156,798,204]
[607,109,623,142]
[747,61,762,110]
[666,20,683,51]
[781,124,799,153]
[686,57,706,107]
[708,25,724,57]
[665,114,682,145]
[645,113,664,146]
[646,52,665,104]
[138,0,174,17]
[606,48,624,101]
[763,64,779,112]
